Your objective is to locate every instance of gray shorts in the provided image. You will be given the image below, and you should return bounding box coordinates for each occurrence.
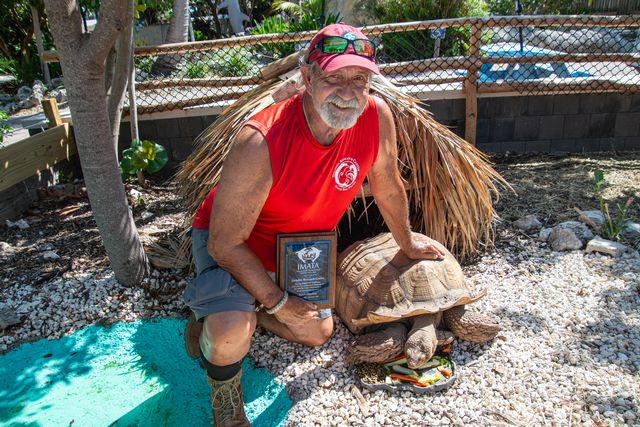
[184,228,332,321]
[184,228,256,320]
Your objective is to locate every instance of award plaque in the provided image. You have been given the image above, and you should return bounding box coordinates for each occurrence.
[276,232,337,309]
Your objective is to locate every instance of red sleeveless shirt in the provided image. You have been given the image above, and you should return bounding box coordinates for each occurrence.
[192,93,379,271]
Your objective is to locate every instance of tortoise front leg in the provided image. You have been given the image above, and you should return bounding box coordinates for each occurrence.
[443,305,501,342]
[347,322,407,364]
[405,313,441,369]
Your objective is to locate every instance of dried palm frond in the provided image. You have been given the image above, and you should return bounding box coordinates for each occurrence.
[175,79,283,212]
[145,232,191,270]
[370,76,512,256]
[175,72,511,258]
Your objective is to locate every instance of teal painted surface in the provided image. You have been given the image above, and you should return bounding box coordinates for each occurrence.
[0,318,291,426]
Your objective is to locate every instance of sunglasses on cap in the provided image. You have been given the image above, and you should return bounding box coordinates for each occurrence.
[313,36,376,58]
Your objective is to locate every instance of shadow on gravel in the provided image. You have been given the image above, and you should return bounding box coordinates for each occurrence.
[574,280,639,373]
[492,307,546,333]
[581,393,638,422]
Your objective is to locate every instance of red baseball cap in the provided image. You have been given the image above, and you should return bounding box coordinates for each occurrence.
[306,23,380,75]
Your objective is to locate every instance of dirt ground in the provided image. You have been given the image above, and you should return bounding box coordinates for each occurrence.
[1,151,639,347]
[492,152,640,230]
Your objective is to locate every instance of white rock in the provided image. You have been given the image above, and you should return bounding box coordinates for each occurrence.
[549,228,582,251]
[513,215,542,232]
[16,85,32,101]
[578,210,604,227]
[0,307,20,329]
[128,188,142,199]
[5,219,30,229]
[141,211,154,220]
[0,242,14,255]
[622,222,640,239]
[43,251,60,260]
[37,243,54,252]
[555,221,595,241]
[586,237,627,257]
[539,227,552,241]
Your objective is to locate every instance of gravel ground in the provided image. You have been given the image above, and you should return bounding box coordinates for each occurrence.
[1,153,639,426]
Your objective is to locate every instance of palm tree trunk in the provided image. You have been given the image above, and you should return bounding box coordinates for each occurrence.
[150,0,190,76]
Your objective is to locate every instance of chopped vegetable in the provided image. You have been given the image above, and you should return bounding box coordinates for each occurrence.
[383,357,407,368]
[388,373,430,387]
[417,370,443,385]
[391,365,419,378]
[437,366,453,378]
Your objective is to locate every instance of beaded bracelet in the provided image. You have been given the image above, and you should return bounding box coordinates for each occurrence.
[265,291,288,315]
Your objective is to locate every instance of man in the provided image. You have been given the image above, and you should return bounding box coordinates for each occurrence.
[183,23,447,426]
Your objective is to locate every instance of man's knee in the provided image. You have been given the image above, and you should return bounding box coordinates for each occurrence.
[201,311,256,364]
[301,317,334,347]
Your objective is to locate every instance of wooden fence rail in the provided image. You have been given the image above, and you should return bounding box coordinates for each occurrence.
[41,15,640,143]
[0,124,76,192]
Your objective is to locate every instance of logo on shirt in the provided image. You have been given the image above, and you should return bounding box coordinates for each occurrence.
[333,157,360,191]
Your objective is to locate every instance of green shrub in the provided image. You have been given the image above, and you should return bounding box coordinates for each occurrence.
[209,47,260,77]
[486,0,589,15]
[251,15,296,58]
[0,58,17,76]
[593,169,636,242]
[364,0,488,62]
[136,56,156,75]
[119,139,168,184]
[184,61,209,78]
[0,110,13,145]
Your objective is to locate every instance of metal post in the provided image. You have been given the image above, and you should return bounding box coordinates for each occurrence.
[515,0,523,52]
[128,26,139,142]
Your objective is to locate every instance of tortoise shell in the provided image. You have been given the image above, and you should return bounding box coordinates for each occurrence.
[335,233,484,334]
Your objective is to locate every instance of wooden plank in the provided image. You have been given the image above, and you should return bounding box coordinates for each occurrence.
[464,25,481,145]
[41,15,640,63]
[0,124,77,192]
[379,56,480,74]
[482,53,640,65]
[41,99,63,127]
[478,79,640,94]
[136,75,262,91]
[261,51,301,80]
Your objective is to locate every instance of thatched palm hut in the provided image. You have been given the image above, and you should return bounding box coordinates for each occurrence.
[175,63,510,259]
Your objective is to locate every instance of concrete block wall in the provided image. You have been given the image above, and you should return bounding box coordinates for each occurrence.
[119,92,639,170]
[0,169,55,222]
[425,92,640,153]
[118,115,217,174]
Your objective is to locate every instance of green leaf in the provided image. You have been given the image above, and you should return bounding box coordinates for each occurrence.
[119,153,138,176]
[146,143,168,173]
[140,140,157,161]
[131,139,143,150]
[594,169,605,185]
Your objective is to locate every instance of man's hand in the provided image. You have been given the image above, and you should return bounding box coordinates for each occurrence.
[402,234,447,261]
[274,295,320,325]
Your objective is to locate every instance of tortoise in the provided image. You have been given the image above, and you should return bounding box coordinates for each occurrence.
[335,232,500,369]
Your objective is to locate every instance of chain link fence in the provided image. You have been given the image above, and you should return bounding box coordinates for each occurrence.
[132,16,640,114]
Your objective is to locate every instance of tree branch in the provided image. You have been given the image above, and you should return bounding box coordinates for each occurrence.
[108,0,134,144]
[86,0,129,64]
[0,36,15,60]
[43,0,84,56]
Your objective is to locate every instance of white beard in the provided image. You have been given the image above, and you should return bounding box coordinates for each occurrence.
[313,95,366,129]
